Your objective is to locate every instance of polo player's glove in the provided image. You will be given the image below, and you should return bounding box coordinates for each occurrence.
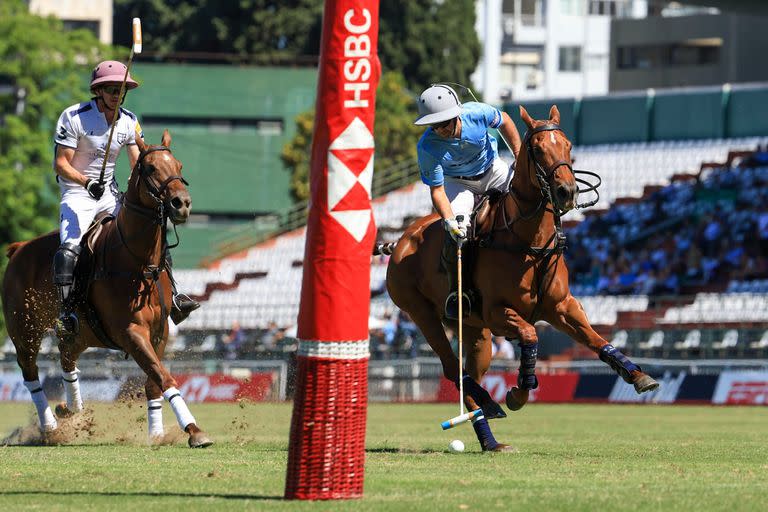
[85,179,105,200]
[444,216,468,243]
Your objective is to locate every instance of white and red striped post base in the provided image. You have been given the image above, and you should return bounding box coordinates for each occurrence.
[285,340,369,499]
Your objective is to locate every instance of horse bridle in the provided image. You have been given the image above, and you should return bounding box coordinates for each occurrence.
[118,145,189,266]
[522,123,601,216]
[134,146,190,206]
[495,123,604,260]
[122,146,189,224]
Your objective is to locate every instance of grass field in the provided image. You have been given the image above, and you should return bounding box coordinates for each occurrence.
[0,401,766,511]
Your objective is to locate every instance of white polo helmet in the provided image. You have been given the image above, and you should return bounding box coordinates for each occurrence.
[414,84,462,126]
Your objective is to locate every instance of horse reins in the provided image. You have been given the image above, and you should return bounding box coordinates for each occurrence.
[114,146,188,278]
[489,123,602,322]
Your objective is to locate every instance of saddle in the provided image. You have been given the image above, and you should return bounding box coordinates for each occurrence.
[439,188,506,317]
[471,187,505,240]
[68,212,124,351]
[72,212,115,295]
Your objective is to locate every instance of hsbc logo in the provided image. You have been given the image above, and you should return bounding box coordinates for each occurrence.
[322,7,377,243]
[327,117,374,241]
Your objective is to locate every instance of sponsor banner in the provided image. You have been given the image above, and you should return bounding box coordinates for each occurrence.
[676,374,719,402]
[174,374,274,402]
[576,373,718,404]
[574,374,617,400]
[609,371,686,403]
[42,377,127,402]
[42,376,125,402]
[0,374,29,401]
[436,372,580,403]
[713,371,768,405]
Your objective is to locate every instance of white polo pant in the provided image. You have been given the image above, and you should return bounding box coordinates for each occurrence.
[59,183,121,245]
[443,157,513,220]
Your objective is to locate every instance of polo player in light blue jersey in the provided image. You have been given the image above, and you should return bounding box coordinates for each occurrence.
[415,84,522,319]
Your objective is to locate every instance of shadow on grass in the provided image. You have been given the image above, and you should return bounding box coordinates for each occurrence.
[0,490,283,501]
[366,447,445,454]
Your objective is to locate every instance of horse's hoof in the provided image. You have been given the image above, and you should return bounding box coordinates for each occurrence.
[505,387,529,411]
[188,432,214,448]
[633,373,659,394]
[54,402,76,418]
[485,443,518,453]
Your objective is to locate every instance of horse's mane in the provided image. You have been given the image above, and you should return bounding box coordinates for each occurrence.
[6,241,26,259]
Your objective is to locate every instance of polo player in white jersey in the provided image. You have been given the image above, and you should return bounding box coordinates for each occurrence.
[52,60,199,336]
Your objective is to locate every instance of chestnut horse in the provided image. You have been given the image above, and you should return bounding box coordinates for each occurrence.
[2,131,212,447]
[384,106,658,450]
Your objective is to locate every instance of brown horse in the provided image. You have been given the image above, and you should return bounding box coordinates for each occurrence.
[384,106,658,450]
[2,131,212,447]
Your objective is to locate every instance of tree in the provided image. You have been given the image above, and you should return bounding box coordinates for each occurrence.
[114,0,481,87]
[114,0,323,61]
[379,0,481,92]
[112,1,481,204]
[281,71,422,203]
[0,0,114,334]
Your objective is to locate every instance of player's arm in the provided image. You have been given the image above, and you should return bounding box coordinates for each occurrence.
[54,145,88,187]
[498,111,522,159]
[429,185,454,221]
[127,143,140,169]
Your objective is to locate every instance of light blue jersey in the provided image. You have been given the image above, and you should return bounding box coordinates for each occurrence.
[417,102,503,187]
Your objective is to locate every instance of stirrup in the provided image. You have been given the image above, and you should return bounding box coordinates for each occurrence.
[171,293,200,325]
[444,292,472,320]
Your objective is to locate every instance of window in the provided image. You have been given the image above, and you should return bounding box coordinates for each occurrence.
[617,40,721,70]
[62,19,100,39]
[587,1,631,17]
[560,0,586,16]
[503,0,544,26]
[559,46,582,71]
[668,43,720,66]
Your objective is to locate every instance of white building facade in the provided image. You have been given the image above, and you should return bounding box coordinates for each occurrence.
[474,0,648,104]
[29,0,113,44]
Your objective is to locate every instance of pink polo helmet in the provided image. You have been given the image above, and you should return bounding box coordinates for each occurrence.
[90,60,139,91]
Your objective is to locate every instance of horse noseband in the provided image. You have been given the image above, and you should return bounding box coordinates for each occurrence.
[523,123,601,210]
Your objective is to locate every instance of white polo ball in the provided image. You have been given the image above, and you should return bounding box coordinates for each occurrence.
[448,439,465,453]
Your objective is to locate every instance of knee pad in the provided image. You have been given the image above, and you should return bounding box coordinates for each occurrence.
[53,243,81,285]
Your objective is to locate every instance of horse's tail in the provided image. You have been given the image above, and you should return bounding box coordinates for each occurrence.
[373,242,396,256]
[6,241,26,259]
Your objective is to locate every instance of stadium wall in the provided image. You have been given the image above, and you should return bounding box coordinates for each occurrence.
[117,63,318,216]
[505,82,768,146]
[2,366,766,406]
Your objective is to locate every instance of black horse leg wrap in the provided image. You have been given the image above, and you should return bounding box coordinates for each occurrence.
[599,343,641,383]
[517,342,539,390]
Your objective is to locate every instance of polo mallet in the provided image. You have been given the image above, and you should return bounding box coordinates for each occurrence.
[98,17,142,186]
[441,226,483,430]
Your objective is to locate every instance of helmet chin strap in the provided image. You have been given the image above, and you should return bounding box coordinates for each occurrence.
[95,96,117,117]
[451,117,461,138]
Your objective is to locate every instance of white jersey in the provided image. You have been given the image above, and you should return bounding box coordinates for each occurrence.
[53,100,142,191]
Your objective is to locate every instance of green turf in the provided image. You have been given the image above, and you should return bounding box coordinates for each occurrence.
[0,402,766,511]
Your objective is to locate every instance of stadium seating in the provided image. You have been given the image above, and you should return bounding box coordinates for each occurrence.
[161,139,768,341]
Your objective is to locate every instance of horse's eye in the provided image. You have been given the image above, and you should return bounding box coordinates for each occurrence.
[533,146,543,155]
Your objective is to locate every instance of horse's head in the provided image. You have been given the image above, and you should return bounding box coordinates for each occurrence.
[518,105,578,213]
[133,130,191,224]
